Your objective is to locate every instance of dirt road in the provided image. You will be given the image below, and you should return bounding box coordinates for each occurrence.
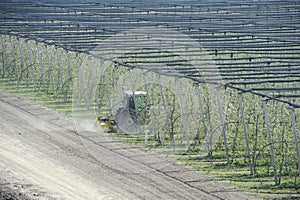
[0,90,259,200]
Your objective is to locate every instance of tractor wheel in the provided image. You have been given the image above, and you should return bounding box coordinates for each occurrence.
[114,107,140,133]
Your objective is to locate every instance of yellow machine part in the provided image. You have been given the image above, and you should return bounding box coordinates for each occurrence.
[97,115,115,132]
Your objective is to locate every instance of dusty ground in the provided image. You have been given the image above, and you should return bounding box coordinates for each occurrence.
[0,90,260,200]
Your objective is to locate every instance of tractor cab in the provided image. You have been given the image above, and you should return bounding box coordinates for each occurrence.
[97,90,149,132]
[123,91,148,121]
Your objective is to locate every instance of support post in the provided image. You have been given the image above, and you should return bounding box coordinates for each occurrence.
[157,74,168,145]
[66,50,73,88]
[238,91,253,175]
[36,42,46,93]
[262,97,278,184]
[177,78,189,148]
[62,50,74,102]
[103,67,113,113]
[76,53,85,96]
[56,47,64,95]
[17,37,27,87]
[143,70,156,145]
[9,35,19,84]
[45,44,55,93]
[290,106,300,172]
[1,34,9,78]
[25,40,36,90]
[87,56,96,108]
[196,82,210,156]
[216,86,230,163]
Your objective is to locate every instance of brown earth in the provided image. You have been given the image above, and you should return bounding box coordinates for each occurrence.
[0,90,260,200]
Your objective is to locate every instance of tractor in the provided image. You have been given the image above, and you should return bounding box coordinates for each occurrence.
[97,90,149,132]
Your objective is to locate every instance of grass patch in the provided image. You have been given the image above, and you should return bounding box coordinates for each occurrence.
[178,148,300,200]
[0,79,73,117]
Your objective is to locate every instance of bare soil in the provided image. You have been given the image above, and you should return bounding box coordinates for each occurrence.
[0,90,260,200]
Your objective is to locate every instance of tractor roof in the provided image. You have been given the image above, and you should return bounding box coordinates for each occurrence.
[124,91,147,97]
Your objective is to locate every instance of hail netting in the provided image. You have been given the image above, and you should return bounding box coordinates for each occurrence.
[0,0,299,178]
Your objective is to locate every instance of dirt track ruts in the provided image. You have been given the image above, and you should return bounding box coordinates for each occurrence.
[0,90,260,200]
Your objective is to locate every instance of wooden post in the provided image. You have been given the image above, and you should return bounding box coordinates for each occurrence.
[36,42,46,93]
[45,45,55,93]
[63,50,74,102]
[9,35,19,84]
[56,47,64,95]
[76,52,85,99]
[262,97,278,184]
[238,91,253,175]
[196,82,210,156]
[87,56,96,108]
[290,106,300,172]
[17,38,27,87]
[103,67,113,113]
[25,40,36,90]
[143,71,156,145]
[216,86,230,163]
[1,34,9,78]
[177,78,189,148]
[66,50,73,87]
[157,74,168,145]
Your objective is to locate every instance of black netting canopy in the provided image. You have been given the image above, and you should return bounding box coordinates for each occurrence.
[0,0,299,107]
